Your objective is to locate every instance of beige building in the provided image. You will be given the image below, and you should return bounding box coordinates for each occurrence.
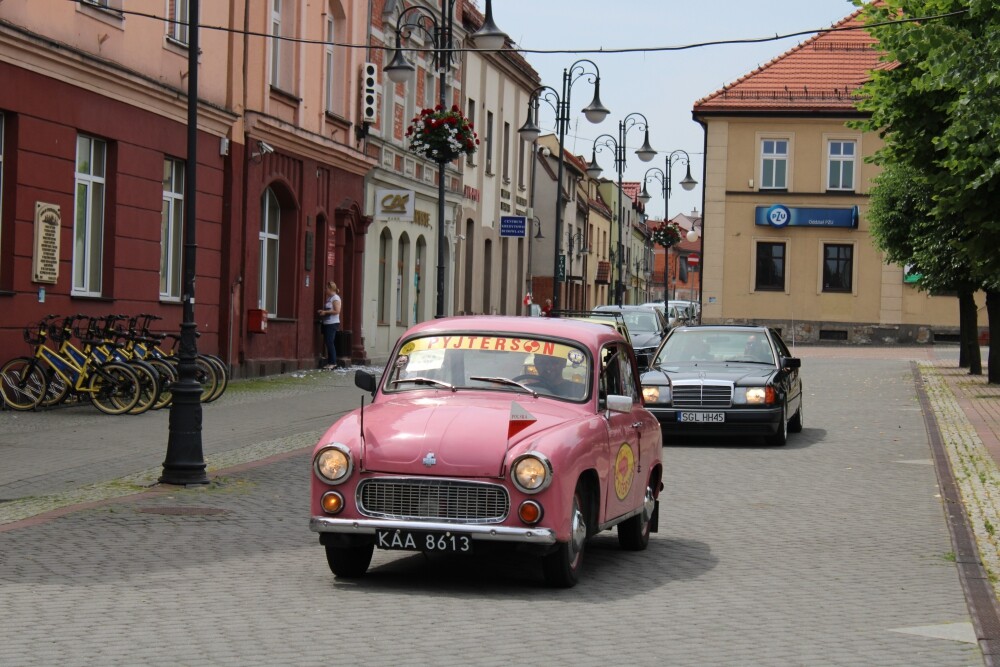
[692,8,978,344]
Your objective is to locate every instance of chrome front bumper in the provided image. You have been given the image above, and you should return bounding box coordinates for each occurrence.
[310,516,556,544]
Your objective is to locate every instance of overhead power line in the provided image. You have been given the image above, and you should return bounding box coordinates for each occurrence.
[71,2,968,57]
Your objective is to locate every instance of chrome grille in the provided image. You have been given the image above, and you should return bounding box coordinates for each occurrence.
[357,478,509,524]
[672,382,733,409]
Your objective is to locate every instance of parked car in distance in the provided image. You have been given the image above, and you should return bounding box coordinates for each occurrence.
[639,325,803,446]
[310,316,663,587]
[548,309,632,348]
[594,305,670,371]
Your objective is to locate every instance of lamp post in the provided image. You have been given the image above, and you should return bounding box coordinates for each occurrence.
[384,0,507,319]
[161,0,208,485]
[518,60,609,312]
[566,228,589,309]
[637,150,698,308]
[586,112,657,306]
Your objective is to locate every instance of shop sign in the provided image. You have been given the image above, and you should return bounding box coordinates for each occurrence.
[755,204,859,228]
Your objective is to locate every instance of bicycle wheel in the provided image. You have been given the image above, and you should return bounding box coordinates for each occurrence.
[126,359,160,415]
[40,366,70,408]
[200,354,228,403]
[193,356,219,403]
[88,361,141,415]
[145,358,176,409]
[0,357,47,411]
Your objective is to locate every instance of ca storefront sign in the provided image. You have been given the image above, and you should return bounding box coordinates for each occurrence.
[755,204,859,229]
[375,188,415,222]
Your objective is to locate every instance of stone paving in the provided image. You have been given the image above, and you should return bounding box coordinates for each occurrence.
[0,346,998,666]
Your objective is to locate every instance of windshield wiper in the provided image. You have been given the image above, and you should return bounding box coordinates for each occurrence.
[392,377,457,392]
[723,358,774,365]
[468,376,538,397]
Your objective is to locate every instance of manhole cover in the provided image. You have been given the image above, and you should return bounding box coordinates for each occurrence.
[136,506,228,516]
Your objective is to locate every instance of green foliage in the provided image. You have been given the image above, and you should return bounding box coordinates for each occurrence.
[853,0,1000,291]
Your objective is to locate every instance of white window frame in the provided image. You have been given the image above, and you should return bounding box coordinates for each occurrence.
[72,135,107,296]
[167,0,190,45]
[269,0,295,92]
[760,137,789,190]
[827,138,857,192]
[259,188,281,315]
[323,9,342,114]
[160,158,184,301]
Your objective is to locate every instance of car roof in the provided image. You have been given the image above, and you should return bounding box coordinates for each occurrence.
[670,324,770,334]
[400,315,627,348]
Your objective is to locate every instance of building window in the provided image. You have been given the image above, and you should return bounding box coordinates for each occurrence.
[0,113,4,273]
[755,242,785,291]
[823,243,853,292]
[73,135,107,296]
[424,71,436,109]
[517,138,526,190]
[160,158,185,300]
[828,140,856,191]
[323,13,338,113]
[761,139,788,190]
[259,188,281,315]
[502,121,511,182]
[270,0,295,92]
[466,99,476,166]
[81,0,123,12]
[167,0,190,44]
[485,111,494,173]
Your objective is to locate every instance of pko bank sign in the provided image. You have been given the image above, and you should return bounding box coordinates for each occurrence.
[755,204,859,229]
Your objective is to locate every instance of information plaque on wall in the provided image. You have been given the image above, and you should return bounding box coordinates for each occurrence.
[33,202,61,284]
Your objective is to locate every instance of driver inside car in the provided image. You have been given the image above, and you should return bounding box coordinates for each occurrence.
[533,354,584,398]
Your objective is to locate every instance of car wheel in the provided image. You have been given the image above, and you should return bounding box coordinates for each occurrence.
[765,404,788,447]
[542,481,588,588]
[788,399,803,433]
[618,485,656,551]
[324,542,374,578]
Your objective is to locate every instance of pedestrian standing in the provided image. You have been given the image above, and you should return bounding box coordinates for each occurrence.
[318,281,342,369]
[541,298,553,317]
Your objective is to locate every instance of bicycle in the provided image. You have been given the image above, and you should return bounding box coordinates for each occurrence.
[1,315,141,414]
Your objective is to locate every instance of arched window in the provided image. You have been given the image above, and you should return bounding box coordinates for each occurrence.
[259,188,281,315]
[378,228,392,324]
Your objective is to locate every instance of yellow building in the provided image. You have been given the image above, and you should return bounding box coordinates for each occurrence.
[693,9,978,344]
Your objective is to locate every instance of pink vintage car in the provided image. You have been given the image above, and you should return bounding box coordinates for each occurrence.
[309,315,663,587]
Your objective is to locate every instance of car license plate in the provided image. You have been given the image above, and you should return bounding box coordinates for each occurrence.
[678,412,725,423]
[375,529,473,553]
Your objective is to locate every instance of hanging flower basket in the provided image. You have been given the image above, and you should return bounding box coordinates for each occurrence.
[406,104,479,163]
[651,223,682,248]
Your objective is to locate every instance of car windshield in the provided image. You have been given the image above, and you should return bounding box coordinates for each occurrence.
[655,330,775,365]
[623,312,660,333]
[385,334,590,400]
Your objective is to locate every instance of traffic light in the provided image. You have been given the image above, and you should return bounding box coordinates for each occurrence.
[361,62,377,125]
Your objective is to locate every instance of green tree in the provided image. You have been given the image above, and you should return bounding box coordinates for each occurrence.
[855,0,998,381]
[867,163,981,371]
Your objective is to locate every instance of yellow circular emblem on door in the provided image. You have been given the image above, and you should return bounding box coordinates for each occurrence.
[614,443,635,500]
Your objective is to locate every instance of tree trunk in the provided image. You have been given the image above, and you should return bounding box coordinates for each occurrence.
[959,288,982,374]
[988,289,999,384]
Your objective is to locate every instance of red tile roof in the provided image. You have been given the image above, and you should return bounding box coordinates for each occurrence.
[622,181,641,203]
[694,8,890,114]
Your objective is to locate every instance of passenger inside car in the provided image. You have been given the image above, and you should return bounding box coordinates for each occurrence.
[534,354,585,398]
[743,335,772,363]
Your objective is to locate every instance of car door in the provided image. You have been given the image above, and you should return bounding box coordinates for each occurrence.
[600,342,645,521]
[771,330,801,415]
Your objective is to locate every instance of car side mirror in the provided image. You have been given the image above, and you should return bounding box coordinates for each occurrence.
[781,356,801,369]
[606,394,632,413]
[354,369,377,395]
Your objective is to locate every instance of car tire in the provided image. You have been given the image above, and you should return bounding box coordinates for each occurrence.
[618,485,655,551]
[542,481,588,588]
[788,399,803,433]
[765,404,788,447]
[324,542,374,578]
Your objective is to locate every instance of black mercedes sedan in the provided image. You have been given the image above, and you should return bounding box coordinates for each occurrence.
[639,325,803,446]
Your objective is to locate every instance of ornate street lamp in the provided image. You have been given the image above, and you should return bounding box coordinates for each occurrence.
[638,150,698,306]
[586,112,657,306]
[384,0,508,318]
[518,60,609,312]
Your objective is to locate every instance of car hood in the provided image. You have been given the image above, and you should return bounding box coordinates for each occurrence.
[357,393,580,477]
[629,331,663,350]
[644,362,775,385]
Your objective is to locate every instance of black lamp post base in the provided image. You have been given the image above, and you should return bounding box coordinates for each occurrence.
[160,381,209,486]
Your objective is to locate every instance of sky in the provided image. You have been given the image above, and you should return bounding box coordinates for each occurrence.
[489,0,861,222]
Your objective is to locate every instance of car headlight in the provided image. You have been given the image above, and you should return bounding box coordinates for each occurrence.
[736,386,776,405]
[511,453,553,493]
[642,385,670,404]
[313,443,353,484]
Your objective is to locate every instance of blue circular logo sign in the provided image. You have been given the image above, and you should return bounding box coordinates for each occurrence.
[766,204,791,227]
